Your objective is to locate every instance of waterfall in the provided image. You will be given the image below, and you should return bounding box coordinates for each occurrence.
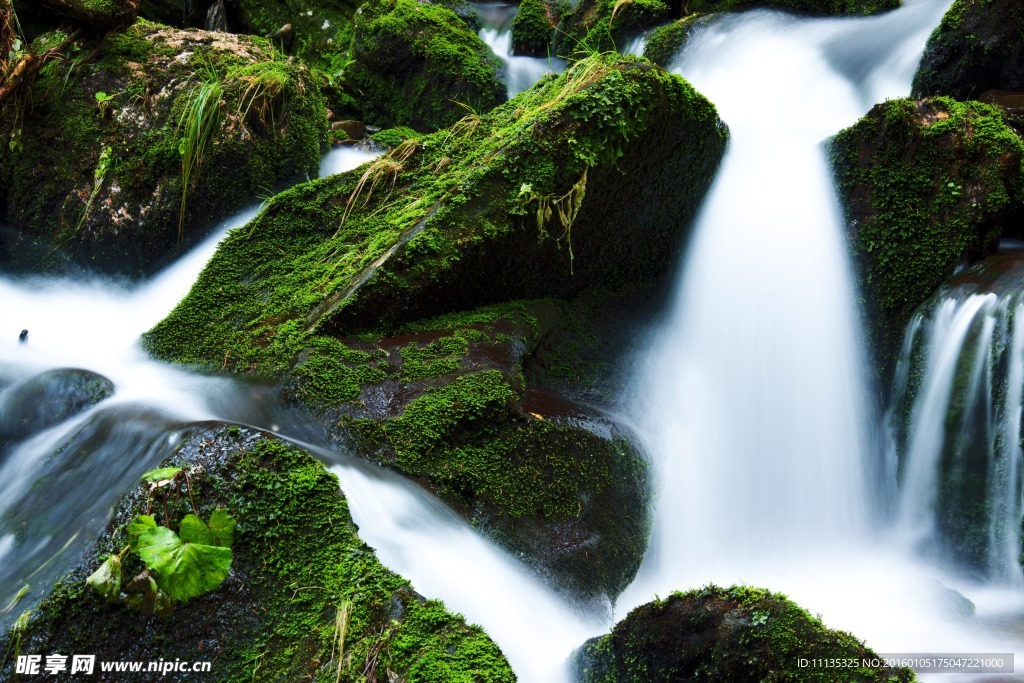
[472,2,566,97]
[618,0,1024,667]
[892,253,1024,587]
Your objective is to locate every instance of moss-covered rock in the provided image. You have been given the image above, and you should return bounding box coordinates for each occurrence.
[511,0,563,57]
[347,0,506,132]
[38,0,138,31]
[642,13,709,67]
[0,22,328,278]
[829,97,1024,381]
[0,427,515,683]
[144,55,724,597]
[572,585,917,683]
[287,297,652,601]
[555,0,674,59]
[144,53,726,373]
[687,0,897,14]
[912,0,1024,101]
[237,0,358,76]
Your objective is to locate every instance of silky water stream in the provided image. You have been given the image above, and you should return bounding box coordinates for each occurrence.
[2,3,1023,681]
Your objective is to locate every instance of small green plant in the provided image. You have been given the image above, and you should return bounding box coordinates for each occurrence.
[177,67,224,240]
[94,90,115,117]
[86,466,235,616]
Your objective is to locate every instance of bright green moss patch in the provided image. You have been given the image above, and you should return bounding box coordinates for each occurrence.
[556,0,671,58]
[512,0,563,56]
[348,0,507,131]
[0,429,515,683]
[574,585,917,683]
[643,14,709,66]
[830,97,1024,380]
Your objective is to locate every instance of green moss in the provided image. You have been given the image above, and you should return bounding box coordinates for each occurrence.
[556,0,671,59]
[348,0,507,131]
[0,21,328,277]
[912,0,1024,99]
[575,585,917,682]
[236,0,357,76]
[293,336,388,406]
[643,14,708,66]
[0,431,514,683]
[830,97,1024,380]
[512,0,558,57]
[371,126,423,149]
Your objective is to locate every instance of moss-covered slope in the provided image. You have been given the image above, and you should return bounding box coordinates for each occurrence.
[348,0,507,132]
[912,0,1024,100]
[642,14,711,67]
[144,53,727,376]
[0,21,328,277]
[830,97,1024,381]
[512,0,564,57]
[0,427,515,683]
[573,585,916,683]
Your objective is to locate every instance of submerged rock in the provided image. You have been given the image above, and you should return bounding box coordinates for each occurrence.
[0,426,515,682]
[912,0,1024,101]
[572,585,916,682]
[348,0,507,132]
[0,368,113,450]
[0,22,328,278]
[829,97,1024,381]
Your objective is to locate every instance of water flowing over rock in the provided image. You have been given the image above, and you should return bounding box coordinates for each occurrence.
[890,250,1024,583]
[0,368,113,452]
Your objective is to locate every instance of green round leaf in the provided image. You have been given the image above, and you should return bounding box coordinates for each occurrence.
[140,467,182,485]
[128,515,157,549]
[86,555,122,602]
[136,526,232,602]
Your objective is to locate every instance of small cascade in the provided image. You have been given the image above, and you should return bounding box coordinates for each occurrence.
[892,251,1024,586]
[473,2,566,97]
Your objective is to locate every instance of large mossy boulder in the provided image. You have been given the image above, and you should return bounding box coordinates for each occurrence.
[0,427,515,683]
[555,0,674,59]
[0,21,328,278]
[572,585,916,683]
[912,0,1024,101]
[145,53,726,598]
[830,97,1024,381]
[347,0,507,132]
[144,53,727,373]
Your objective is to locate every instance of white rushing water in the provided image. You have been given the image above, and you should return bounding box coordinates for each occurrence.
[891,254,1024,589]
[620,0,1024,678]
[473,2,566,97]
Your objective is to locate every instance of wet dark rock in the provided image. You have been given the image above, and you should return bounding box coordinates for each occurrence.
[912,0,1024,101]
[0,368,114,450]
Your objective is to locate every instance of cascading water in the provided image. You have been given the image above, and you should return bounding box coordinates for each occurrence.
[891,252,1024,587]
[473,3,566,97]
[2,2,1023,681]
[620,0,1024,673]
